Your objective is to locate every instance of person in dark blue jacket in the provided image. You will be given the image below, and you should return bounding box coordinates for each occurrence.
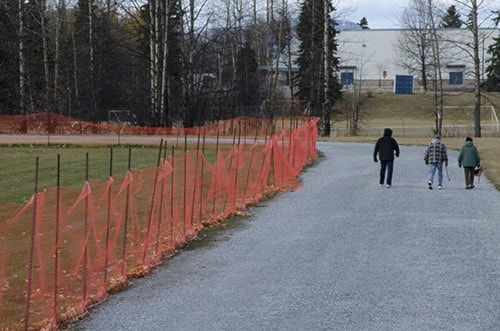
[373,128,400,188]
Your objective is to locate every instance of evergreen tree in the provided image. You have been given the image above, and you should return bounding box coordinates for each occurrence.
[73,0,96,120]
[295,0,342,136]
[484,14,500,91]
[441,5,462,28]
[234,42,260,108]
[0,0,19,113]
[163,1,184,125]
[358,17,369,29]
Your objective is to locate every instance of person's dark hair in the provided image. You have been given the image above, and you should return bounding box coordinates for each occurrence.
[465,136,473,142]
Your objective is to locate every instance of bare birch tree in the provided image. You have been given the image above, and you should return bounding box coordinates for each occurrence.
[87,0,97,120]
[427,0,445,135]
[452,0,497,137]
[469,0,482,137]
[269,0,291,108]
[398,0,444,134]
[52,0,64,112]
[395,0,434,92]
[35,0,50,108]
[149,0,160,124]
[18,0,26,114]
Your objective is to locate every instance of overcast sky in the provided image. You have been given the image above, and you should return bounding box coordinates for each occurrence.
[341,0,498,29]
[341,0,410,29]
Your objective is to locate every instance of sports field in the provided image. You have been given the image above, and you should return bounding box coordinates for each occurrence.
[0,142,221,204]
[0,145,159,203]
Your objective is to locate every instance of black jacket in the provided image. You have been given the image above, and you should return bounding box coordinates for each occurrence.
[374,128,400,161]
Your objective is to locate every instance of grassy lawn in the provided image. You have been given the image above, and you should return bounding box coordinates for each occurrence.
[0,145,163,203]
[0,143,221,204]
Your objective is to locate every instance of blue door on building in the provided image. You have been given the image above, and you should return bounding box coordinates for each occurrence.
[394,75,414,94]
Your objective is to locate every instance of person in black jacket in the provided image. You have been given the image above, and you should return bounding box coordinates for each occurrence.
[373,128,400,188]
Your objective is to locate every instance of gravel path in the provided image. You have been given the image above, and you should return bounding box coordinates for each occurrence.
[76,141,500,330]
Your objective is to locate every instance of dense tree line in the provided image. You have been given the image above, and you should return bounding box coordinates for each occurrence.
[0,0,342,130]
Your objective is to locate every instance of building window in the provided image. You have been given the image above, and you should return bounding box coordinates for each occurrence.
[341,72,354,86]
[449,71,463,85]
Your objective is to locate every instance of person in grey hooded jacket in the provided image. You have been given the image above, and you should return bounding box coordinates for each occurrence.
[458,136,481,189]
[373,128,400,188]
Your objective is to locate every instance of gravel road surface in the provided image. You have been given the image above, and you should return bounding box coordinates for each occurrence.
[76,141,500,330]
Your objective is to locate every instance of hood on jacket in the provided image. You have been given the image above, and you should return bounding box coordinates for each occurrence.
[464,140,474,148]
[431,138,441,145]
[383,128,393,137]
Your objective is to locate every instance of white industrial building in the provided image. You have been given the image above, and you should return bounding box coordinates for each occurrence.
[337,28,498,93]
[271,28,498,94]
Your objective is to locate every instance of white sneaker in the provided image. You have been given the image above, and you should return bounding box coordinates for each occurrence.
[386,184,391,188]
[428,181,433,190]
[438,185,443,190]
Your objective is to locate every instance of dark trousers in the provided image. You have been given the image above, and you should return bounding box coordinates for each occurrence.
[379,160,394,185]
[464,166,474,187]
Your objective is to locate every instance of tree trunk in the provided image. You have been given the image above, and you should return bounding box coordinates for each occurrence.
[149,0,159,124]
[71,27,81,118]
[88,0,98,121]
[454,0,484,137]
[471,0,482,137]
[322,0,330,136]
[160,0,168,126]
[252,0,260,62]
[53,0,63,113]
[18,0,26,114]
[39,0,50,110]
[420,50,428,91]
[270,0,286,110]
[428,0,444,135]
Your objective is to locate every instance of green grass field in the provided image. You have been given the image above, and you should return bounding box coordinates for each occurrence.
[0,143,220,204]
[0,145,168,203]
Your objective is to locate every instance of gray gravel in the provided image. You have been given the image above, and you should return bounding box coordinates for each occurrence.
[76,142,500,330]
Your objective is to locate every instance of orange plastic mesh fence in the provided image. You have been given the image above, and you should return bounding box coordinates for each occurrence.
[0,116,319,330]
[0,112,292,138]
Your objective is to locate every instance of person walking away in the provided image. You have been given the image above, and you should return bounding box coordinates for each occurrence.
[458,136,481,189]
[373,128,400,188]
[424,134,448,190]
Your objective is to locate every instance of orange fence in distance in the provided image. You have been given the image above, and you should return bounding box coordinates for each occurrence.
[0,112,293,138]
[0,116,319,330]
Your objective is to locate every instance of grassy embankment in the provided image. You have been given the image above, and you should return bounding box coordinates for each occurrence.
[327,91,500,191]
